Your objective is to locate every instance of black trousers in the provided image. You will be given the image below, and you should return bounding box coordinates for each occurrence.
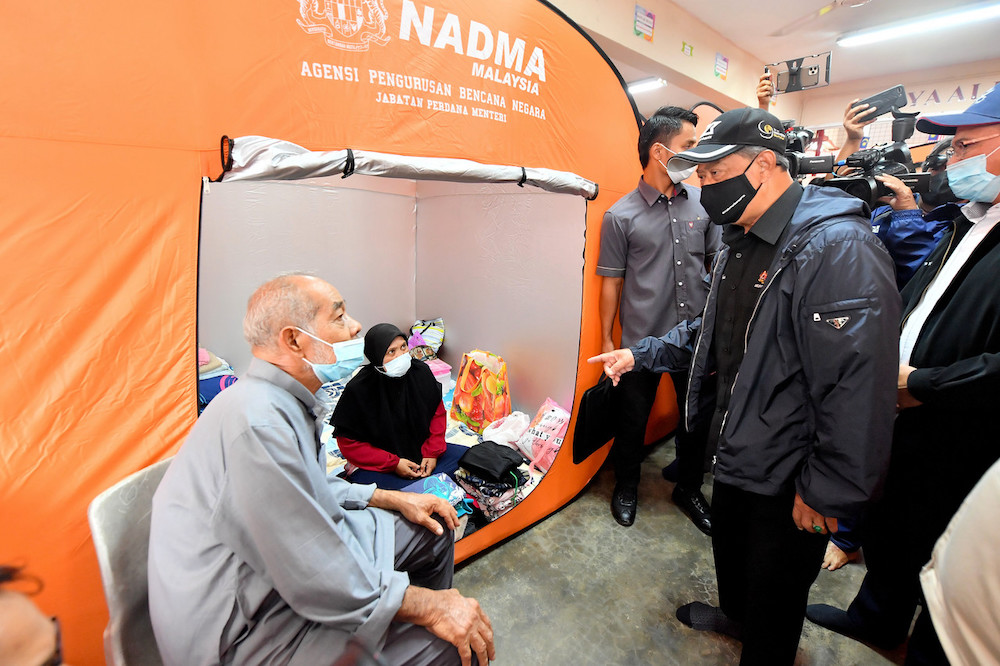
[610,369,708,489]
[846,412,1000,646]
[712,482,828,666]
[904,610,950,666]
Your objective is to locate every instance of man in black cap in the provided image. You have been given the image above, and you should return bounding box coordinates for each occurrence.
[806,86,1000,664]
[590,107,900,665]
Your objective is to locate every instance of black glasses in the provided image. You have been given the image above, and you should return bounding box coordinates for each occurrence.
[38,617,62,666]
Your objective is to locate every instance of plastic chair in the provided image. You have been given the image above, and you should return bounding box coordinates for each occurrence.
[88,458,172,666]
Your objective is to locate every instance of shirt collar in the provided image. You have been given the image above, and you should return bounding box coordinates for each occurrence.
[722,182,802,246]
[638,177,689,207]
[961,200,1000,225]
[246,356,322,411]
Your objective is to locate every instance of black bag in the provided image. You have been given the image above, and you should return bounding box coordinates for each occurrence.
[458,441,526,482]
[572,374,616,463]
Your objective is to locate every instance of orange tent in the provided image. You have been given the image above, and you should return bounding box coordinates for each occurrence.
[0,1,680,661]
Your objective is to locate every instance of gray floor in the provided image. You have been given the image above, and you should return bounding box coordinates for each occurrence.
[454,440,909,665]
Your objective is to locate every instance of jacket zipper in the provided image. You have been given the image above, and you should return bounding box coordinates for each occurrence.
[685,251,726,432]
[899,221,958,332]
[712,265,785,469]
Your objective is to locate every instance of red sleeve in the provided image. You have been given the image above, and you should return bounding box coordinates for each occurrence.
[337,436,399,472]
[420,402,448,459]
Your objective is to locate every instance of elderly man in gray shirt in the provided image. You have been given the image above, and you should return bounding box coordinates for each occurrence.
[149,273,494,666]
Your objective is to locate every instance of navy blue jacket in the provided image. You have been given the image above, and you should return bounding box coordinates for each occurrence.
[632,186,901,517]
[871,201,959,289]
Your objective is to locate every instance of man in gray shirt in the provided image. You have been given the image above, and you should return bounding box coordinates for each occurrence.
[149,273,494,666]
[597,106,721,529]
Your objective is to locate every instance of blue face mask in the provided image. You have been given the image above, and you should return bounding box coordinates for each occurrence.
[295,328,365,383]
[946,145,1000,203]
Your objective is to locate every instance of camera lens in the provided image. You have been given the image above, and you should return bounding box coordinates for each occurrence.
[839,177,877,205]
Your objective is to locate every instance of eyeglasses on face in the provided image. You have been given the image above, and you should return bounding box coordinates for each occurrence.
[942,132,1000,159]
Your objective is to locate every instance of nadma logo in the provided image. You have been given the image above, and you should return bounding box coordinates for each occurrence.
[297,0,391,52]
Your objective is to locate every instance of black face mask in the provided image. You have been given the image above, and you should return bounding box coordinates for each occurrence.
[921,170,959,208]
[700,158,760,226]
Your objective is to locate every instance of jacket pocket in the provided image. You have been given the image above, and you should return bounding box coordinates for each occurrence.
[806,297,873,332]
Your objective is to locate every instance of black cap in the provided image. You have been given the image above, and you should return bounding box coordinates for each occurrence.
[666,107,787,175]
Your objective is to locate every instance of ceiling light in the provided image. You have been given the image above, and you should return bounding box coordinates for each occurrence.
[837,2,1000,48]
[627,77,667,94]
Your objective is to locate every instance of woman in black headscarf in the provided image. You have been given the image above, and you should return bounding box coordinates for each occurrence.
[332,323,464,490]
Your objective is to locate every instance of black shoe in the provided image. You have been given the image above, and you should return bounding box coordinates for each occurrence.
[676,601,742,640]
[611,485,638,526]
[661,459,679,482]
[805,604,904,650]
[672,486,712,536]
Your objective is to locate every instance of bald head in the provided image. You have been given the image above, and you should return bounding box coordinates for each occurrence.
[243,273,339,351]
[243,273,362,391]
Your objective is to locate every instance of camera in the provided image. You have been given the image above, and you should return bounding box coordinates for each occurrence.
[819,110,929,208]
[784,123,836,179]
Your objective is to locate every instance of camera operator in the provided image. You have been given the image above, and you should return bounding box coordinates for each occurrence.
[872,138,964,289]
[830,98,964,289]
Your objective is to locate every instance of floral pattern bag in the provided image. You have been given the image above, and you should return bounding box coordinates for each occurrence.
[448,350,511,433]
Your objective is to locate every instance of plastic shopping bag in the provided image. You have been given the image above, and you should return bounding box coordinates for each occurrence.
[515,398,570,473]
[449,350,511,433]
[482,411,531,448]
[400,472,467,510]
[410,318,445,352]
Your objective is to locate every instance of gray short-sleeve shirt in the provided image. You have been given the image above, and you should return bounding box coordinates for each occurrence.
[597,178,720,346]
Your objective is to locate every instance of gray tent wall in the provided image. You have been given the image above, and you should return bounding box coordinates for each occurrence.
[197,140,593,413]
